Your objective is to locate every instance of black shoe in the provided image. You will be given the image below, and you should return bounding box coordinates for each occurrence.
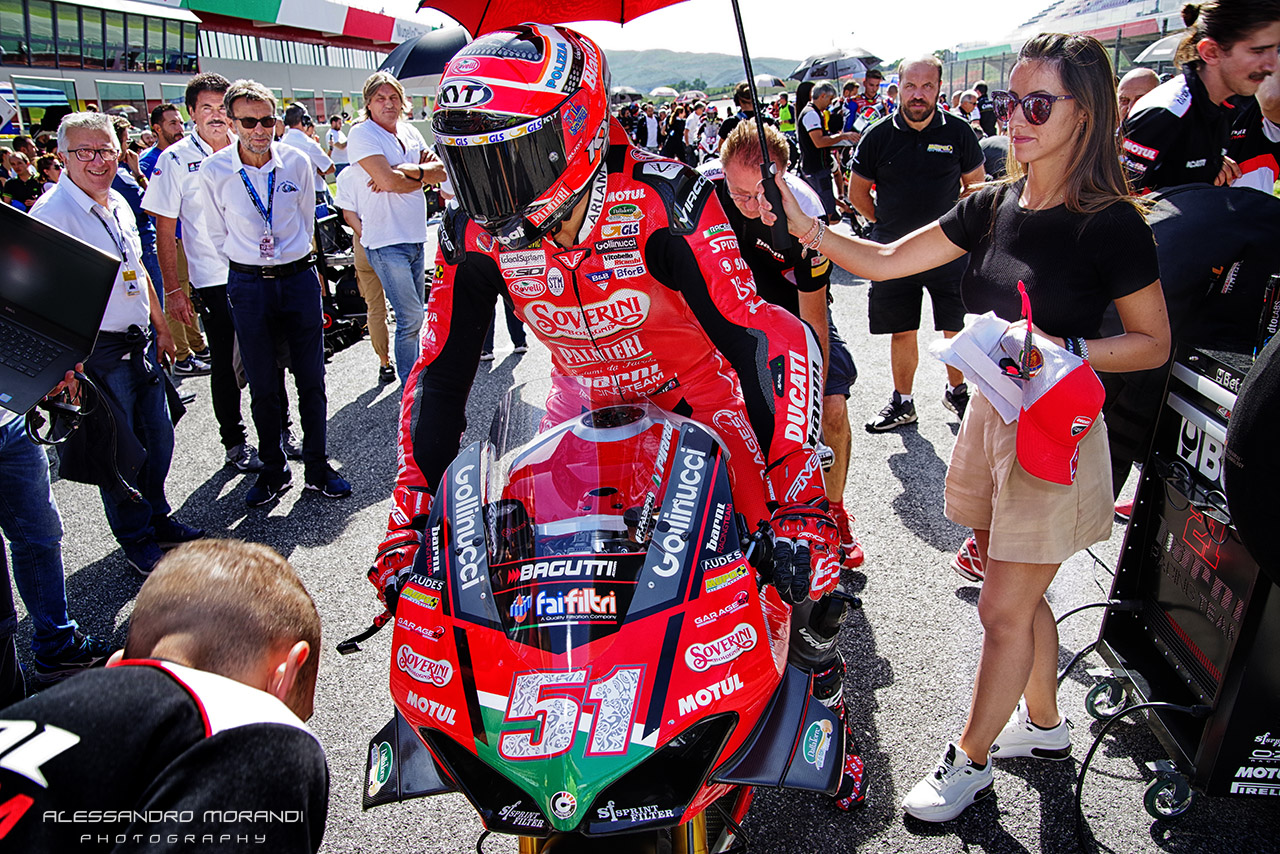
[225,443,265,473]
[246,468,292,507]
[152,516,205,549]
[944,383,970,420]
[305,464,352,499]
[123,538,165,577]
[190,346,211,361]
[379,364,396,384]
[865,392,917,433]
[31,630,113,685]
[282,429,303,461]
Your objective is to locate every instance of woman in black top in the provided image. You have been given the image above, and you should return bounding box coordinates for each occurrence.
[661,105,686,160]
[762,33,1170,822]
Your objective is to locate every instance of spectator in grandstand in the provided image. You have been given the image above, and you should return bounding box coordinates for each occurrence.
[281,104,335,205]
[760,33,1169,822]
[1229,64,1280,191]
[0,539,329,853]
[798,82,859,224]
[145,73,272,477]
[1122,0,1280,190]
[334,164,394,384]
[199,80,351,506]
[326,114,349,177]
[974,81,998,136]
[33,111,205,576]
[346,70,444,387]
[849,57,984,433]
[138,102,211,377]
[1116,67,1159,124]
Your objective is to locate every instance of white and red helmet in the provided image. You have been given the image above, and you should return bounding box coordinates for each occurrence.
[433,24,611,249]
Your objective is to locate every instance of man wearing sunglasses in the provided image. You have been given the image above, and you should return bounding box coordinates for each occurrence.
[197,79,350,507]
[1122,0,1280,191]
[849,56,985,433]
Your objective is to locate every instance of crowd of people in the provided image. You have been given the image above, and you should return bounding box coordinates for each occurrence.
[0,0,1278,847]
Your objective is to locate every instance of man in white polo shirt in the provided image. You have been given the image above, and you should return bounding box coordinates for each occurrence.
[281,104,334,205]
[345,70,444,386]
[142,72,266,474]
[199,80,350,507]
[32,112,204,576]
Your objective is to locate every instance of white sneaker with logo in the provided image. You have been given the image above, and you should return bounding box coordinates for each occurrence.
[990,699,1073,760]
[902,742,994,822]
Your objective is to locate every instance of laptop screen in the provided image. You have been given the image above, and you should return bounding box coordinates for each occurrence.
[0,202,118,344]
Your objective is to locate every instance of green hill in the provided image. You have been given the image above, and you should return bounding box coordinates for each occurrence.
[603,49,801,94]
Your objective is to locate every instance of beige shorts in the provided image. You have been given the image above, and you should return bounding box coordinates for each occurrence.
[944,389,1113,566]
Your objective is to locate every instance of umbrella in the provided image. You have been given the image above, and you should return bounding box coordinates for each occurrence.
[378,26,471,88]
[752,73,786,88]
[419,0,691,36]
[789,49,869,82]
[678,89,708,103]
[649,85,679,98]
[1134,32,1184,66]
[610,85,642,104]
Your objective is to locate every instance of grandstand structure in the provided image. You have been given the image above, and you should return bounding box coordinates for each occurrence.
[942,0,1186,95]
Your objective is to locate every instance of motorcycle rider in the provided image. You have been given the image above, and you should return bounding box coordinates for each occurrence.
[368,23,866,809]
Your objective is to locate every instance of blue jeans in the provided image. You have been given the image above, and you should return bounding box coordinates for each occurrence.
[143,248,164,364]
[94,354,174,544]
[226,267,328,476]
[0,417,77,657]
[484,296,527,352]
[365,242,425,386]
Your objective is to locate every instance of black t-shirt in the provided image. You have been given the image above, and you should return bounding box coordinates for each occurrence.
[976,93,998,137]
[0,660,329,853]
[938,179,1159,338]
[4,176,43,206]
[797,104,832,174]
[717,109,775,145]
[1121,66,1235,191]
[850,108,984,242]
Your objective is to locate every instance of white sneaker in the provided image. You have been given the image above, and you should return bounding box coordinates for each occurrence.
[902,742,994,822]
[990,699,1072,761]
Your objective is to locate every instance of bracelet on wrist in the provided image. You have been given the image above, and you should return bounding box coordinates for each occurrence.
[164,289,181,297]
[802,218,827,251]
[1076,337,1089,360]
[798,216,821,246]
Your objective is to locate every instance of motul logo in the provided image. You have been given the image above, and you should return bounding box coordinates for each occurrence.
[527,290,651,339]
[685,623,757,671]
[397,644,454,686]
[677,673,744,715]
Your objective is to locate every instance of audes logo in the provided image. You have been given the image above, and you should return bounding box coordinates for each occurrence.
[526,289,651,340]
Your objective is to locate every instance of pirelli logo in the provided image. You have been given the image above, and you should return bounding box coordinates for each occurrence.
[1123,138,1159,161]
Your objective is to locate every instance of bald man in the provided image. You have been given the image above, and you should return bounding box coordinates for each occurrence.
[1117,67,1160,124]
[0,540,329,852]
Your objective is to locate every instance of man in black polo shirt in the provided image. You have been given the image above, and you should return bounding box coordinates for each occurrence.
[974,81,998,137]
[849,56,985,432]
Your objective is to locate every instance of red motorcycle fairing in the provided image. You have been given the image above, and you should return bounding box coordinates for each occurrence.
[380,388,819,836]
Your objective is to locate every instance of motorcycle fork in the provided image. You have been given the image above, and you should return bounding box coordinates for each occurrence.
[673,812,709,854]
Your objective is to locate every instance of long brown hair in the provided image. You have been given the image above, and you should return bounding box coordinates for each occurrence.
[1004,33,1139,216]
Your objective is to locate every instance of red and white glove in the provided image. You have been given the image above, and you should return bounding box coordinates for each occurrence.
[368,485,433,614]
[764,448,842,604]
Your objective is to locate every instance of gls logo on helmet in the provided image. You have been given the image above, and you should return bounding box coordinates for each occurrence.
[438,79,494,109]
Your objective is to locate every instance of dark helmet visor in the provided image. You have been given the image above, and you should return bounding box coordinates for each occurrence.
[435,112,568,228]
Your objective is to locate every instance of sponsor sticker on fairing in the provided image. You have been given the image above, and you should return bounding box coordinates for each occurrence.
[677,673,744,715]
[396,644,454,686]
[367,742,393,797]
[684,622,757,671]
[802,720,834,770]
[693,588,750,627]
[406,689,458,725]
[703,563,748,593]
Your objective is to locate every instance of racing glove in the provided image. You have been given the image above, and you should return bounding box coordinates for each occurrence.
[368,485,433,615]
[764,448,842,604]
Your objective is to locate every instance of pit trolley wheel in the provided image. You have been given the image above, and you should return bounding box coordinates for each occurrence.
[1085,677,1126,720]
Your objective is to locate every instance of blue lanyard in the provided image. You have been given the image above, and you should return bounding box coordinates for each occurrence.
[238,168,274,231]
[91,206,130,262]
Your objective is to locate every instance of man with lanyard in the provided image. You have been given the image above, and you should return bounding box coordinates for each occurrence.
[370,23,866,810]
[797,82,859,224]
[281,104,335,206]
[32,113,204,576]
[700,121,866,574]
[199,80,350,507]
[848,56,985,433]
[1122,1,1280,190]
[142,73,269,475]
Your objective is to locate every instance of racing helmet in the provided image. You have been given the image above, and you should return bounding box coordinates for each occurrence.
[433,24,611,249]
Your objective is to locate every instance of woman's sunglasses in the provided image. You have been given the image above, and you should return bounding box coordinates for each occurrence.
[991,91,1074,126]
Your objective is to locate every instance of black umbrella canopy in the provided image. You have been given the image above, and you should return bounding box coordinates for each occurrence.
[789,47,877,82]
[378,26,471,84]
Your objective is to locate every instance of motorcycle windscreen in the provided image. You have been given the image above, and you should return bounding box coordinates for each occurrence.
[483,379,684,657]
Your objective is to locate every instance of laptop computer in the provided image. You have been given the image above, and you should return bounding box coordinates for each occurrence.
[0,201,119,414]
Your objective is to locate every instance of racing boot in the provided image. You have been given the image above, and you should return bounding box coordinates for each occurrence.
[829,501,865,570]
[812,655,868,810]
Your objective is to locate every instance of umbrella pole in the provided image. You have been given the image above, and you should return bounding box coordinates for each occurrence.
[728,0,791,248]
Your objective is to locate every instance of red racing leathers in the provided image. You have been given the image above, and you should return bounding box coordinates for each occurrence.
[373,122,837,610]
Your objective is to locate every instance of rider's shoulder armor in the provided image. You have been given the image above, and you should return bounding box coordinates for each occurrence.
[628,154,715,236]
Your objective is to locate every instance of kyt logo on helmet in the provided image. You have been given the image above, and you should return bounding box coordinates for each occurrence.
[433,23,611,250]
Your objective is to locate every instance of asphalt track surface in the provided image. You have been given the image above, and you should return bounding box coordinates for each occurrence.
[19,220,1280,853]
